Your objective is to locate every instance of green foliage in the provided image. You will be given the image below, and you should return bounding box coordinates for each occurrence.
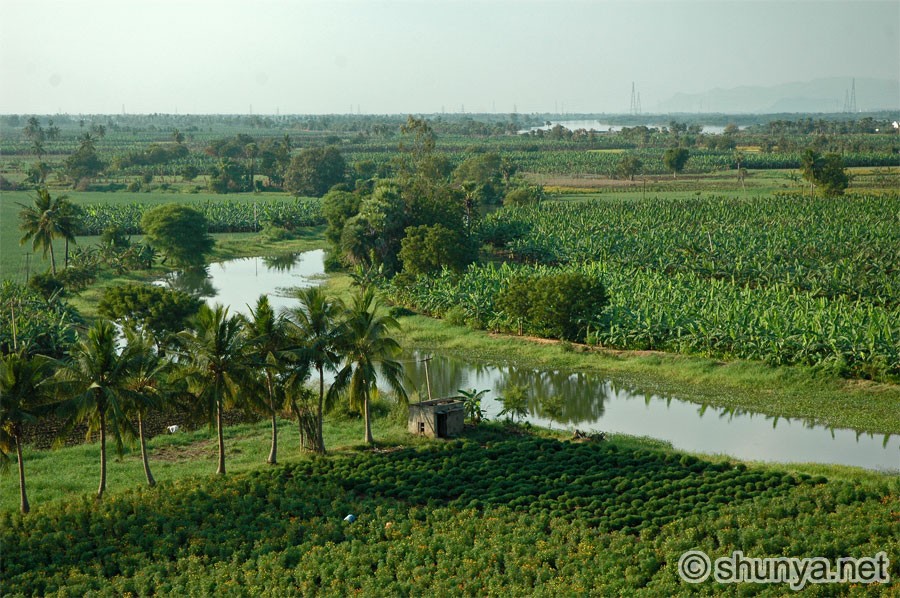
[285,146,347,197]
[801,149,851,196]
[503,184,544,207]
[207,158,248,194]
[26,272,66,300]
[0,427,896,595]
[0,281,80,358]
[456,388,488,424]
[497,272,608,342]
[399,223,477,276]
[662,147,690,178]
[616,154,643,181]
[98,283,201,341]
[498,384,529,421]
[321,189,361,248]
[64,135,105,183]
[140,204,213,268]
[79,197,323,236]
[17,188,80,275]
[392,193,900,380]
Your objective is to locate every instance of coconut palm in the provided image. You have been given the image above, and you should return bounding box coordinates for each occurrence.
[0,352,57,513]
[177,303,248,475]
[285,287,344,454]
[120,328,170,486]
[333,287,407,445]
[57,320,134,498]
[242,295,288,464]
[17,188,77,275]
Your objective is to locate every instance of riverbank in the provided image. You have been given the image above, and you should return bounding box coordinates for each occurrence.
[324,274,900,437]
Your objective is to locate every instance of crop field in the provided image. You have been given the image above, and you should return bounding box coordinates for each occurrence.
[1,425,896,596]
[395,193,900,381]
[0,190,322,281]
[2,110,898,596]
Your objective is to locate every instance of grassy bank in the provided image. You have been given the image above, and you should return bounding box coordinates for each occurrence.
[2,417,896,596]
[394,308,900,436]
[324,273,900,435]
[67,226,325,319]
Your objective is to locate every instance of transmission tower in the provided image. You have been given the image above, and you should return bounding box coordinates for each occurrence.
[630,82,637,115]
[844,79,858,113]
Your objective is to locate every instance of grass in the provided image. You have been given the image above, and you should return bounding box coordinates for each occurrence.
[0,402,415,513]
[3,405,891,516]
[0,188,316,282]
[340,275,900,436]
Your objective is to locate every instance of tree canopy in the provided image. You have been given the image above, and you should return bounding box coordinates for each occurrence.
[284,146,346,197]
[140,204,213,268]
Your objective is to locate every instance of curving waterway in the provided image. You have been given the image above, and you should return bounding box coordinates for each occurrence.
[163,250,899,472]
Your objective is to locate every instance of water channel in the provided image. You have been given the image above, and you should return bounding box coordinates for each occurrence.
[163,250,899,472]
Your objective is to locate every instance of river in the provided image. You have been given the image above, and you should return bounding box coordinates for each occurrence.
[161,250,899,472]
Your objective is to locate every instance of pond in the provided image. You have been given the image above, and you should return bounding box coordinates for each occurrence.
[519,120,731,134]
[159,249,325,315]
[165,250,899,472]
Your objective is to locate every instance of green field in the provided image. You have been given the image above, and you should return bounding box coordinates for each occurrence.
[1,189,321,282]
[1,418,896,596]
[2,112,899,596]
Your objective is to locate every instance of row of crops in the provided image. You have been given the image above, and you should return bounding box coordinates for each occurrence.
[3,435,894,595]
[482,193,900,306]
[393,193,900,381]
[394,261,900,380]
[78,197,323,235]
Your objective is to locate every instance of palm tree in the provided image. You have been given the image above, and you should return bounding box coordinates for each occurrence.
[177,303,247,475]
[0,352,57,513]
[120,328,170,486]
[334,287,407,445]
[285,287,344,454]
[17,188,75,275]
[57,320,134,499]
[242,296,287,465]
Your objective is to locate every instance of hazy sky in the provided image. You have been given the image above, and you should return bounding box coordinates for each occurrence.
[1,0,897,114]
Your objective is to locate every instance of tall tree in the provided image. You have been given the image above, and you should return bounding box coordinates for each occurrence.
[17,188,76,275]
[284,146,346,197]
[64,134,104,184]
[0,352,57,513]
[120,328,170,486]
[177,304,247,475]
[662,148,690,179]
[285,287,345,454]
[98,283,201,352]
[140,204,213,268]
[242,296,287,464]
[333,287,407,445]
[57,320,134,499]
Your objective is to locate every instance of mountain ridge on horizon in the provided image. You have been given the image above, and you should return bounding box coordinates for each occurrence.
[659,77,900,114]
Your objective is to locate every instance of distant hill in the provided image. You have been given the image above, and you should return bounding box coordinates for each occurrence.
[660,78,899,113]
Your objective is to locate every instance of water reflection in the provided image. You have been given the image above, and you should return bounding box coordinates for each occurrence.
[402,351,899,472]
[262,252,304,272]
[161,266,217,298]
[158,250,324,316]
[160,250,899,471]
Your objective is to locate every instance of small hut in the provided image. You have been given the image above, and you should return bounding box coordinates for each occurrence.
[408,398,465,438]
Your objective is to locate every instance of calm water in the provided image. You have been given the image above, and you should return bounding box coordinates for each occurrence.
[167,250,899,471]
[159,249,325,315]
[520,120,729,134]
[400,352,899,472]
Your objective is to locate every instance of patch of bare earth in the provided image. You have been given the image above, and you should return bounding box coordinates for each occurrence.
[150,439,217,462]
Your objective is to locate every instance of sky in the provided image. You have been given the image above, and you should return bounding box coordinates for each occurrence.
[1,0,898,115]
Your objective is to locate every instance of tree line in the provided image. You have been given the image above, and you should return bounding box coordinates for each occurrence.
[1,282,408,515]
